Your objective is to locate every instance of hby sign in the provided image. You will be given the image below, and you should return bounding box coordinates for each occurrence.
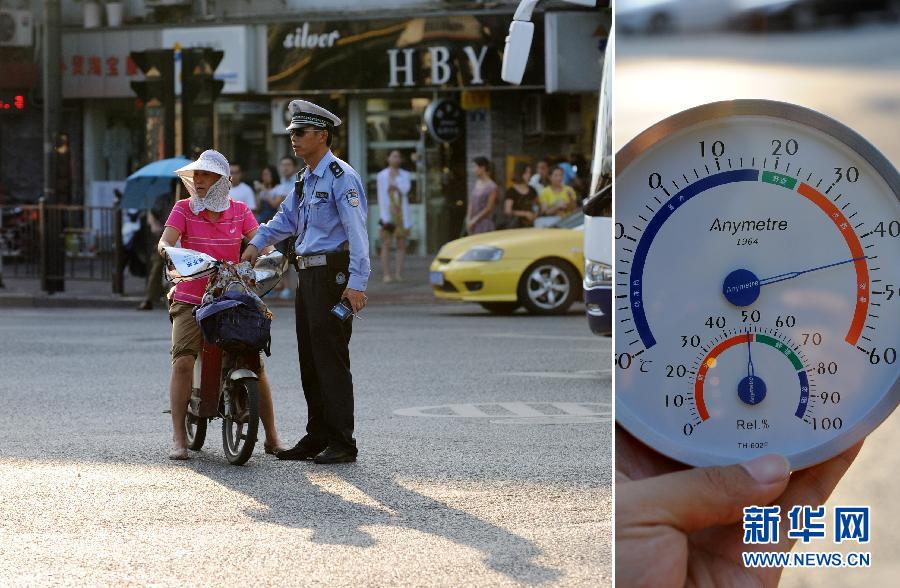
[267,15,545,93]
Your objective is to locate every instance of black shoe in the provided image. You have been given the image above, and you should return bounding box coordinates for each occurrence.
[276,439,326,461]
[137,300,153,311]
[313,446,357,464]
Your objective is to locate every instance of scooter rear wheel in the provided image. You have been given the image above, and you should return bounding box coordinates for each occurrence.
[222,378,260,465]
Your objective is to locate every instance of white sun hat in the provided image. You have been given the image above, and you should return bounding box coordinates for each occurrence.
[175,149,230,181]
[175,149,233,213]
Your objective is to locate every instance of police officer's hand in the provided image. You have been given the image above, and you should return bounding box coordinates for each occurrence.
[341,288,367,314]
[616,425,863,588]
[240,244,259,265]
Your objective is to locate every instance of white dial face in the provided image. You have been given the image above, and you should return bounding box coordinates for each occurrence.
[615,101,900,469]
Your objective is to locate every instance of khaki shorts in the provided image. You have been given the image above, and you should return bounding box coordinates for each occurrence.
[169,301,265,373]
[169,301,204,363]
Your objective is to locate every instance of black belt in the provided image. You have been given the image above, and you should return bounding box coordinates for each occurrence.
[295,251,349,270]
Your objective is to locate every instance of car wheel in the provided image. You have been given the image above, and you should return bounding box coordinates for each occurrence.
[479,302,519,315]
[888,0,900,21]
[648,12,673,35]
[790,5,817,30]
[518,259,579,316]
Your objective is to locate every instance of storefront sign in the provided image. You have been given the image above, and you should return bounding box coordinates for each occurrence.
[282,23,342,49]
[424,99,463,144]
[267,15,545,93]
[461,90,491,111]
[62,30,159,98]
[62,26,252,98]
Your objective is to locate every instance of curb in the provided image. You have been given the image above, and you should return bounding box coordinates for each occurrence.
[0,291,439,309]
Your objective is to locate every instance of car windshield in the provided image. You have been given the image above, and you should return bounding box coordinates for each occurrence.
[553,210,585,230]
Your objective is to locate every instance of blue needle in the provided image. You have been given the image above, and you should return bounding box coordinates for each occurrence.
[746,331,754,380]
[723,255,867,307]
[738,329,766,406]
[758,256,867,286]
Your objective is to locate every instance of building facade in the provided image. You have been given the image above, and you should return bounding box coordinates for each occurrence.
[0,0,608,254]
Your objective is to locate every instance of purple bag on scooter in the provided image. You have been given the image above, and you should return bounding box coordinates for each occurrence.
[195,292,272,356]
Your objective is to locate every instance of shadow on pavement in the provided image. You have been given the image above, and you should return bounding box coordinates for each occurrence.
[186,457,562,584]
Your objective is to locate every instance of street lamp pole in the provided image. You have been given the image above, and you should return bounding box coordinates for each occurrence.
[42,0,61,204]
[41,0,64,293]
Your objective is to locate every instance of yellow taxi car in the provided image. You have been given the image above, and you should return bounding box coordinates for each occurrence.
[430,212,586,315]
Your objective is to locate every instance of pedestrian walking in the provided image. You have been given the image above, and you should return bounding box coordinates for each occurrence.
[536,166,577,227]
[529,158,550,193]
[501,162,538,229]
[138,180,178,310]
[254,164,283,224]
[466,156,498,235]
[275,155,298,195]
[228,162,258,215]
[376,150,412,282]
[241,100,369,464]
[271,155,300,300]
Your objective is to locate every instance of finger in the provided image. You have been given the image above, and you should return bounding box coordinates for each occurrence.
[770,440,864,552]
[623,454,791,534]
[616,425,688,481]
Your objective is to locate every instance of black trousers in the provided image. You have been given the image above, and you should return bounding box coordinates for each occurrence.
[294,264,357,454]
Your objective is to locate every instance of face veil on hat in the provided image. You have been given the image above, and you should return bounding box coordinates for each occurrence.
[175,149,233,214]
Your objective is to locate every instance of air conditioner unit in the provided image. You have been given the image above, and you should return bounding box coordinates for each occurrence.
[0,9,33,48]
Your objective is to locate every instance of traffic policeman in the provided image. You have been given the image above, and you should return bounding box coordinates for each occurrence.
[241,100,369,464]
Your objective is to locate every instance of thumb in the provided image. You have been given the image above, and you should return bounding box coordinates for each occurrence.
[629,454,790,533]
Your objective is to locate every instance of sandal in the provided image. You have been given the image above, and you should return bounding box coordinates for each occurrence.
[264,442,289,455]
[169,446,190,460]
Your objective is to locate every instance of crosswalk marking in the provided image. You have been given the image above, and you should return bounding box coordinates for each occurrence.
[501,370,611,379]
[550,402,599,416]
[448,404,491,417]
[479,333,600,342]
[394,401,610,419]
[496,402,547,417]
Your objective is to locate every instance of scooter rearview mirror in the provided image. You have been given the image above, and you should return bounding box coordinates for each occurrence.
[501,21,534,85]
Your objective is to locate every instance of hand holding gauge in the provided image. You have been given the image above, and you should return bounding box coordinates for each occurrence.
[615,100,900,470]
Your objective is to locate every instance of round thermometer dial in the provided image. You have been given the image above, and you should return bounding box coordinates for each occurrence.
[615,100,900,469]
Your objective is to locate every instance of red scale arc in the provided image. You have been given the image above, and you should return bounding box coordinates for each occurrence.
[796,183,869,345]
[694,334,751,422]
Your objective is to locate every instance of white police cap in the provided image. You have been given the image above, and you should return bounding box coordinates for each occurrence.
[286,99,342,131]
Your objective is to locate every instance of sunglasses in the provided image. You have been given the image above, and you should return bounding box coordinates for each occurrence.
[289,128,324,138]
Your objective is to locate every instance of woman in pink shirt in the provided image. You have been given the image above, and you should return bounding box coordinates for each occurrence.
[158,150,286,460]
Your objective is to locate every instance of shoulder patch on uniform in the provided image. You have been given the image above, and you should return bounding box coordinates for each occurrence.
[329,161,344,178]
[344,187,360,207]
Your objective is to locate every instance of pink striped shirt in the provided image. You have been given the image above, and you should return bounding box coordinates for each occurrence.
[164,199,259,305]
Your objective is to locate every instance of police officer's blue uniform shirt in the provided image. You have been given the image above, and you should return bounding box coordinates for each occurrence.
[250,150,370,291]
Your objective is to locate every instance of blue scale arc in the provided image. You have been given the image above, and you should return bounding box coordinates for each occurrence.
[629,169,761,349]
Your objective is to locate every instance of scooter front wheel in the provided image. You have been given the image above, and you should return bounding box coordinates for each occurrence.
[185,413,207,450]
[222,378,260,465]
